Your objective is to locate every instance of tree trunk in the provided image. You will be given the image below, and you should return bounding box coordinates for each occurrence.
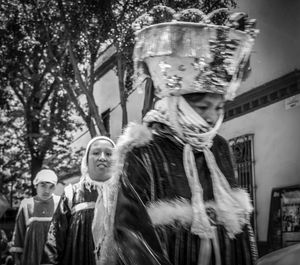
[86,115,97,138]
[88,97,108,136]
[0,175,3,193]
[30,155,44,195]
[24,102,44,194]
[116,54,128,128]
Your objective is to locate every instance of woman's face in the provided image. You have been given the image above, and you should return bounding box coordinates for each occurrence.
[87,139,114,182]
[184,93,225,127]
[36,182,55,201]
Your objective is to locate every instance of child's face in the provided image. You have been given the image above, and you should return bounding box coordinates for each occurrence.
[36,181,55,201]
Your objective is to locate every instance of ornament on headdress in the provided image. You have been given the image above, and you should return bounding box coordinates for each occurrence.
[132,6,258,100]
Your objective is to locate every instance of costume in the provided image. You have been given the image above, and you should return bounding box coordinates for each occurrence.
[41,183,98,265]
[111,5,258,265]
[114,121,257,265]
[10,195,60,265]
[42,136,116,265]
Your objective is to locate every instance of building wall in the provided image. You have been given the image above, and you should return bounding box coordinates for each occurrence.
[220,98,300,241]
[93,69,121,141]
[93,68,144,141]
[235,0,300,95]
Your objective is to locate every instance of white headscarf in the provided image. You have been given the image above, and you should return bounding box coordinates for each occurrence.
[79,136,116,190]
[33,169,58,186]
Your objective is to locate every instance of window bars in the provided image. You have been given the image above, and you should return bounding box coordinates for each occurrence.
[229,134,257,234]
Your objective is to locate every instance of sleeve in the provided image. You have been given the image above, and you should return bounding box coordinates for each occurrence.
[213,135,238,188]
[114,150,171,265]
[41,192,72,265]
[10,200,27,253]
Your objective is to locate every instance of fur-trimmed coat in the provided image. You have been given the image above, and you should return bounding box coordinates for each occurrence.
[114,122,257,265]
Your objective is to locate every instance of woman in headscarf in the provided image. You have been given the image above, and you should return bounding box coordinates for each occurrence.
[41,136,116,265]
[110,5,258,265]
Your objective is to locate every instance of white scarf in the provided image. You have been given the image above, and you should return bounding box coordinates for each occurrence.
[91,176,114,260]
[144,96,252,238]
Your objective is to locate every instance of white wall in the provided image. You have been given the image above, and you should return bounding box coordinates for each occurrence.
[93,69,144,141]
[94,69,122,141]
[235,0,300,95]
[220,98,300,241]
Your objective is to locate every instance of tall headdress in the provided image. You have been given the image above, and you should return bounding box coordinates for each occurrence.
[133,6,258,100]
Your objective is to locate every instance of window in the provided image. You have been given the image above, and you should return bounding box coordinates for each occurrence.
[229,134,257,233]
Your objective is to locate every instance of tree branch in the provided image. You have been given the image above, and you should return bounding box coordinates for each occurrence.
[64,83,89,124]
[40,91,58,158]
[11,85,26,106]
[40,78,58,108]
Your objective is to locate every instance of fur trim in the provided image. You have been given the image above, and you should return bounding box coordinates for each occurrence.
[231,188,253,214]
[116,122,152,153]
[146,198,192,227]
[146,196,251,233]
[213,188,253,238]
[112,122,152,178]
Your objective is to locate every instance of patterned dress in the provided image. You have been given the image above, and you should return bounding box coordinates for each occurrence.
[41,183,98,265]
[10,195,60,265]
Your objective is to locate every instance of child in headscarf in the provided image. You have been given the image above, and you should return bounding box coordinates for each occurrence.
[41,136,116,265]
[10,169,60,265]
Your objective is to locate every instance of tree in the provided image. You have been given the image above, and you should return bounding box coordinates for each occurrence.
[0,85,84,206]
[53,0,115,137]
[0,0,82,194]
[0,87,31,202]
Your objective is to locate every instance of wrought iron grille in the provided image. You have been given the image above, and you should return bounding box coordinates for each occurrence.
[229,134,257,233]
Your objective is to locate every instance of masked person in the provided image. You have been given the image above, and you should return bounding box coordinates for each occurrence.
[10,169,60,265]
[41,136,116,265]
[111,6,259,265]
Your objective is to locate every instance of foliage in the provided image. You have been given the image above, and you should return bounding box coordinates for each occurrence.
[0,88,31,205]
[0,0,83,202]
[0,86,83,206]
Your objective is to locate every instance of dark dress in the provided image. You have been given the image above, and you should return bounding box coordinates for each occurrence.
[41,184,98,265]
[114,123,258,265]
[10,195,60,265]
